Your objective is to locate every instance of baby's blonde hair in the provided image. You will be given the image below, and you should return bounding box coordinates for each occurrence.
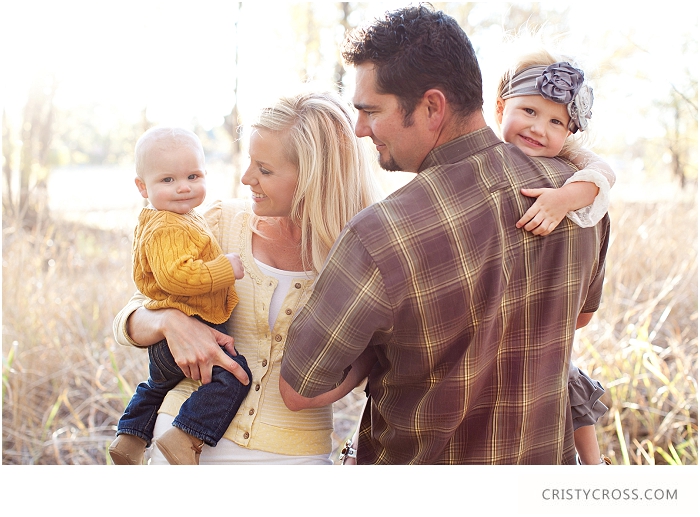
[495,48,591,155]
[251,91,383,275]
[134,127,204,178]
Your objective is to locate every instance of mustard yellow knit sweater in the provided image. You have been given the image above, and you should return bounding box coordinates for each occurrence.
[132,208,238,324]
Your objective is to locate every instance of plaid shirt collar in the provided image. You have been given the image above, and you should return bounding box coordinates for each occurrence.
[418,126,502,173]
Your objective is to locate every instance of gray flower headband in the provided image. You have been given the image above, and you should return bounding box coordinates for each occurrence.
[500,62,594,133]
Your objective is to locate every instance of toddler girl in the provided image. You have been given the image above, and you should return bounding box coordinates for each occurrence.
[495,50,615,237]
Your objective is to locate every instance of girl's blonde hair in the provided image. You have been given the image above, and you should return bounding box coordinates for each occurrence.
[495,48,591,155]
[251,91,383,275]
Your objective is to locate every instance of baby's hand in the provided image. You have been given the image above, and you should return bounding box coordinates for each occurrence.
[516,188,570,236]
[225,253,245,279]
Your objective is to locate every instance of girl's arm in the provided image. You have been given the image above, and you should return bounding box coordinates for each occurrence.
[517,149,616,236]
[567,148,616,188]
[574,425,604,464]
[563,148,616,227]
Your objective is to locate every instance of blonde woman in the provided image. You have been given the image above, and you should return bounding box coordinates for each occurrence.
[113,91,382,464]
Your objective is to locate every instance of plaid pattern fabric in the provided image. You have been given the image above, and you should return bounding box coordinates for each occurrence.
[282,127,610,464]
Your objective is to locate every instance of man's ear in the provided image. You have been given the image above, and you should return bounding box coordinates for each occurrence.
[495,97,506,124]
[134,177,149,199]
[423,88,447,131]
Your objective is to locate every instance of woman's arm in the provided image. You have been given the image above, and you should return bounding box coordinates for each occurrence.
[113,291,249,386]
[113,290,151,348]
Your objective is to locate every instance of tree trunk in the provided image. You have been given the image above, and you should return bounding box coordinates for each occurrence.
[224,2,243,199]
[2,109,15,221]
[15,74,57,229]
[334,2,352,92]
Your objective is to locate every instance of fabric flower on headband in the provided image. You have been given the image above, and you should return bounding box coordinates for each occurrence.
[535,62,593,133]
[567,83,594,133]
[536,62,583,103]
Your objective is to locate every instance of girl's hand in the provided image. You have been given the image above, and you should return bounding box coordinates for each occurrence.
[160,309,249,386]
[516,187,570,236]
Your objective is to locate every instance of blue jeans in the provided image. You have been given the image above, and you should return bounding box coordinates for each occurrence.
[116,318,251,447]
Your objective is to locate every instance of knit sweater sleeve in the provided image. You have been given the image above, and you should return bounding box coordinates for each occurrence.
[142,217,235,297]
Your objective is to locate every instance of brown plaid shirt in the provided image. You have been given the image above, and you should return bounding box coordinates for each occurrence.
[281,127,609,464]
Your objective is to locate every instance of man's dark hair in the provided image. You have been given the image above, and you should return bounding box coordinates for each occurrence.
[342,3,483,123]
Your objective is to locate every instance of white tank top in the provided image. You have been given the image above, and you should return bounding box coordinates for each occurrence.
[254,259,311,331]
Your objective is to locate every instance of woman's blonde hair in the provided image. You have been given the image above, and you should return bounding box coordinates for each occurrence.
[251,91,383,274]
[495,48,591,155]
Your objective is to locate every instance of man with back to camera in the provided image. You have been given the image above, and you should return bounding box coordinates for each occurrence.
[280,4,610,464]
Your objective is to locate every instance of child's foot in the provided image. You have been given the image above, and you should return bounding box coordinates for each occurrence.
[154,427,204,465]
[109,434,147,465]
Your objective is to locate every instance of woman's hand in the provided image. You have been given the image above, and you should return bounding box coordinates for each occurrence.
[162,310,249,386]
[127,306,249,386]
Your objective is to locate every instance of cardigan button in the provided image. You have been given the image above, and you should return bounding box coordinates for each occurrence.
[243,432,249,439]
[262,359,268,367]
[295,282,302,289]
[285,308,292,315]
[274,334,282,342]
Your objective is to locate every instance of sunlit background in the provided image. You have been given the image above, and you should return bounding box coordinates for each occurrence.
[1,1,698,508]
[2,1,697,229]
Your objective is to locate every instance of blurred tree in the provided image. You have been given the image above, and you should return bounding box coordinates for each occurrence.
[223,2,244,198]
[332,3,378,93]
[333,2,353,92]
[292,2,322,83]
[433,2,479,31]
[442,2,569,37]
[658,48,698,188]
[592,23,698,188]
[52,104,141,167]
[2,73,58,229]
[2,110,14,219]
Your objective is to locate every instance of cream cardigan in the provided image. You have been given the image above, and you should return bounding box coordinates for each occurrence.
[113,198,333,456]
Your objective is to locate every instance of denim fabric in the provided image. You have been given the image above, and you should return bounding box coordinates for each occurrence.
[116,319,251,447]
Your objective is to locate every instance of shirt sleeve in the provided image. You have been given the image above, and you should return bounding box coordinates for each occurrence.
[281,226,393,398]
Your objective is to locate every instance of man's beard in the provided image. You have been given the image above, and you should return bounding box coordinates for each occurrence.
[379,153,403,172]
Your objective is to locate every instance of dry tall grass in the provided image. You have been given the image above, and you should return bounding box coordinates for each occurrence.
[575,193,698,465]
[2,189,697,465]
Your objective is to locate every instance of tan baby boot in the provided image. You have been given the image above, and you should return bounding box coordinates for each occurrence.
[109,434,147,465]
[154,427,204,465]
